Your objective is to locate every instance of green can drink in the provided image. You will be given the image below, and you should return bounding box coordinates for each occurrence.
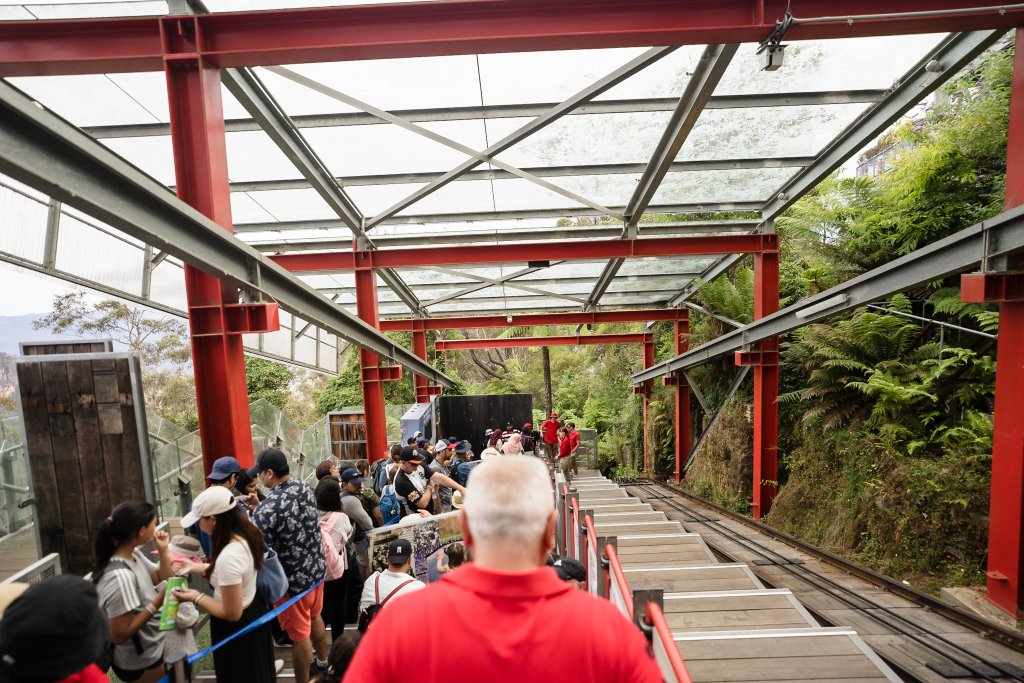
[159,576,188,631]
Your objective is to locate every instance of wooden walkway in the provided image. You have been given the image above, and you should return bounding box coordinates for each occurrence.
[570,473,901,682]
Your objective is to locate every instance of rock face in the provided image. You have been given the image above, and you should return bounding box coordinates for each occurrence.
[682,397,753,513]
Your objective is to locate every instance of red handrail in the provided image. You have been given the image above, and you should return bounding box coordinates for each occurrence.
[571,497,579,559]
[605,543,634,620]
[646,602,694,683]
[584,514,598,590]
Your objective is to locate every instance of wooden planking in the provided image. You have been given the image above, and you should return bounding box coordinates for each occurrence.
[41,361,92,574]
[21,341,110,356]
[665,609,815,632]
[616,534,702,548]
[676,631,863,660]
[663,593,801,614]
[591,511,667,523]
[586,503,653,513]
[16,353,150,576]
[594,521,685,536]
[619,550,718,567]
[683,654,889,682]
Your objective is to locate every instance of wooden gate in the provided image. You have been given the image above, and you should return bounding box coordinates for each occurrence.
[15,351,152,575]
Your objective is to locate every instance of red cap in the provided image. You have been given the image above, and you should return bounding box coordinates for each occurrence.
[524,423,532,429]
[551,412,558,417]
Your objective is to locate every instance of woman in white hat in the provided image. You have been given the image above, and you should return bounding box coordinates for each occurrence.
[173,486,276,682]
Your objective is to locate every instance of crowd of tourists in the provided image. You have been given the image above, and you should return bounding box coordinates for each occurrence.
[0,413,658,683]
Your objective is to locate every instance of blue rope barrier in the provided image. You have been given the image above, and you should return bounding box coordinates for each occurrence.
[157,581,323,683]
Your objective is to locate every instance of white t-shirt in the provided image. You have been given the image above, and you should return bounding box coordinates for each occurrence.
[211,539,257,608]
[358,569,425,613]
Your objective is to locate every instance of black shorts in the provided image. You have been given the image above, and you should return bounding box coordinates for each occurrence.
[112,657,164,681]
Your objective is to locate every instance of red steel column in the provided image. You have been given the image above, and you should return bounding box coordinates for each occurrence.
[752,249,780,519]
[163,23,254,471]
[412,326,432,404]
[354,267,389,463]
[642,338,655,473]
[674,317,691,484]
[978,27,1024,618]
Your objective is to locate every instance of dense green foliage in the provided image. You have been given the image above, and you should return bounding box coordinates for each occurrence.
[676,44,1012,588]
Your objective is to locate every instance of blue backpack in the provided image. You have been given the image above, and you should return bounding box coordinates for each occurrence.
[379,484,401,526]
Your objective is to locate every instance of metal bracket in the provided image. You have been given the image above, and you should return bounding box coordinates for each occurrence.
[632,588,663,641]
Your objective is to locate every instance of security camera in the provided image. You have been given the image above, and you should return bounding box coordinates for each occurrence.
[759,44,785,72]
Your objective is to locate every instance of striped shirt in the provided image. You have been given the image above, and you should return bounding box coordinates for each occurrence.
[95,548,164,669]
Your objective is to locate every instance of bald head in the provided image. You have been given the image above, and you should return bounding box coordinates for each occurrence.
[462,456,554,554]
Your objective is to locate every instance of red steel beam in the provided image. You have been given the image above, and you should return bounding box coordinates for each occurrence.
[434,334,651,350]
[979,26,1024,619]
[2,2,1024,77]
[750,249,780,520]
[674,317,691,484]
[355,267,389,464]
[381,309,684,332]
[272,234,777,273]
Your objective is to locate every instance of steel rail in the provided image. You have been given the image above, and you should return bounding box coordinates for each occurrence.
[627,481,1024,678]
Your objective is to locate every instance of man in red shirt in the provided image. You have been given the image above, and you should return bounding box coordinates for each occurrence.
[540,411,561,463]
[567,421,582,475]
[343,457,662,683]
[557,427,574,486]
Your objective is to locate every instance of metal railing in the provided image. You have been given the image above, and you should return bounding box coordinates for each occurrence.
[1,552,60,585]
[647,601,694,683]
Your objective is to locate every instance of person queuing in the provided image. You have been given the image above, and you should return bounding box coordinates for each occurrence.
[394,446,466,516]
[552,557,587,590]
[188,455,243,558]
[314,476,354,642]
[501,432,524,455]
[343,457,662,683]
[357,539,425,617]
[566,422,581,475]
[249,448,331,683]
[427,440,455,512]
[91,501,175,683]
[354,460,384,527]
[339,469,374,576]
[0,575,111,683]
[540,412,561,462]
[174,486,276,683]
[435,542,466,576]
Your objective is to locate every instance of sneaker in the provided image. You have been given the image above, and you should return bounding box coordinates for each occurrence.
[310,660,329,678]
[274,660,284,675]
[273,633,292,648]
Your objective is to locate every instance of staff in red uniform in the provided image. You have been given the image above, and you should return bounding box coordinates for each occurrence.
[342,457,662,683]
[540,412,561,462]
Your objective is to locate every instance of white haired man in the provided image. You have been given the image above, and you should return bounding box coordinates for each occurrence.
[343,456,662,683]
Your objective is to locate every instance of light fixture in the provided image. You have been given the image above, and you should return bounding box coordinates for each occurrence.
[506,315,513,323]
[794,294,850,320]
[759,44,786,71]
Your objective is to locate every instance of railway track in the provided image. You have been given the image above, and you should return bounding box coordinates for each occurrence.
[622,479,1024,682]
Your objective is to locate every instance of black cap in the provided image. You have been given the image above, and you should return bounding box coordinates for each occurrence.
[246,447,289,478]
[0,575,107,680]
[340,467,363,484]
[399,446,423,463]
[553,557,586,582]
[454,440,472,454]
[387,539,412,565]
[416,438,428,447]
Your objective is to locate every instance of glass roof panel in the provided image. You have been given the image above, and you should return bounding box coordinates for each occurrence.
[349,179,498,218]
[678,103,868,160]
[13,1,168,19]
[303,121,488,176]
[260,57,483,114]
[9,73,164,127]
[715,35,948,95]
[487,112,671,167]
[618,256,721,277]
[651,167,799,205]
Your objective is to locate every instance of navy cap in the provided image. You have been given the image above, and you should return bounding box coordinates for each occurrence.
[454,440,472,454]
[387,538,412,565]
[553,557,586,582]
[208,456,240,481]
[246,447,289,478]
[340,467,363,484]
[416,438,428,447]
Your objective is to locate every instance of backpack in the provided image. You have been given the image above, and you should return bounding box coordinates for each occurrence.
[379,484,401,526]
[521,434,534,452]
[319,512,348,581]
[358,573,415,632]
[370,459,388,496]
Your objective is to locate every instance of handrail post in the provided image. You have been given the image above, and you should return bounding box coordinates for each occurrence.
[569,491,580,559]
[597,535,617,599]
[633,588,663,639]
[578,508,592,570]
